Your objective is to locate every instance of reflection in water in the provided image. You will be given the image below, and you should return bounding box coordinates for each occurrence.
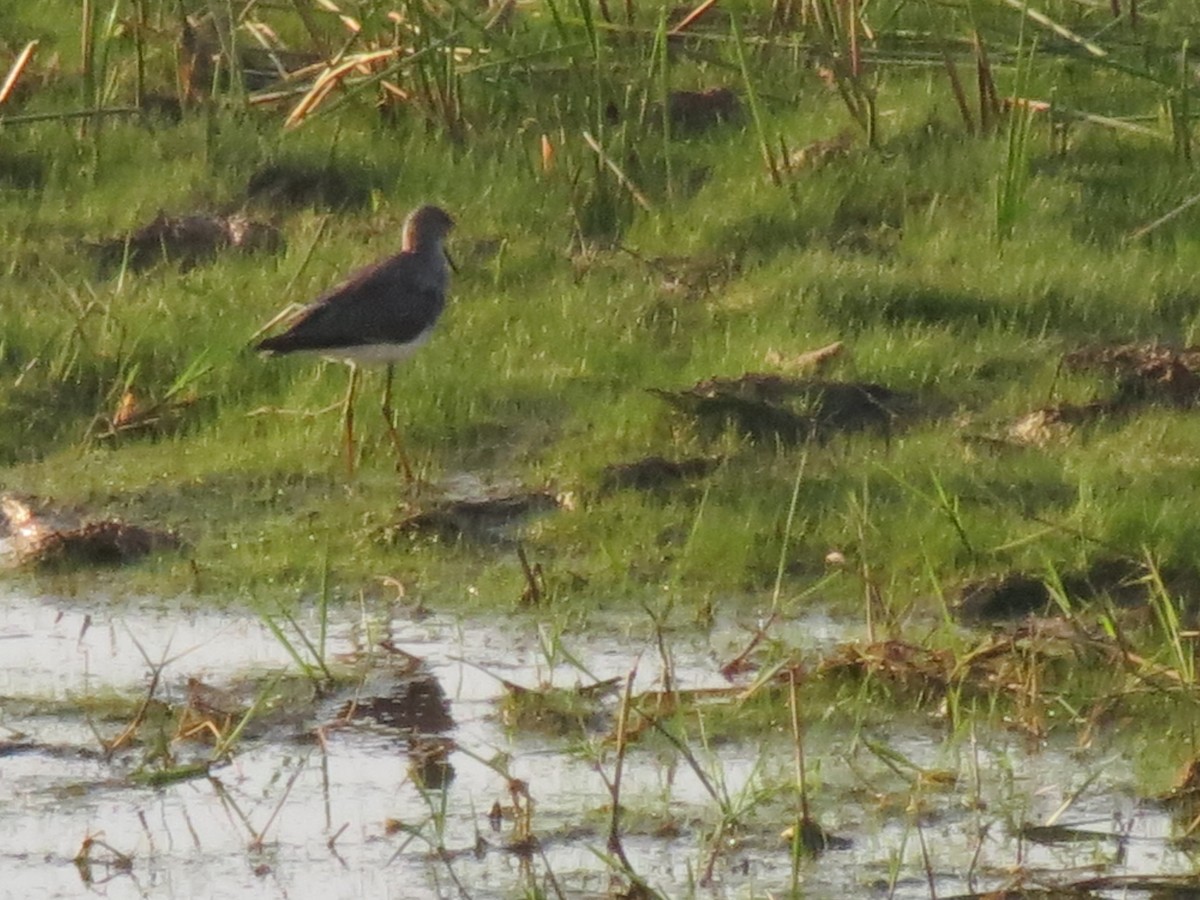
[0,589,1196,898]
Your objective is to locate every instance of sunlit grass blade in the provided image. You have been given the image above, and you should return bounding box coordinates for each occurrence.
[730,11,780,185]
[995,37,1038,241]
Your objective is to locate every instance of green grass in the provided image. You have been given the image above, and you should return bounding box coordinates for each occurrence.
[3,1,1200,630]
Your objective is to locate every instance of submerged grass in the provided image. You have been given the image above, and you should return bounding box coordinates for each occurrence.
[3,1,1200,646]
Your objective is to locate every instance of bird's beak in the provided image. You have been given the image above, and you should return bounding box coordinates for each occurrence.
[444,248,459,274]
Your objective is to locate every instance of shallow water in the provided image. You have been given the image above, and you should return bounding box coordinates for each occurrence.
[1,589,1197,899]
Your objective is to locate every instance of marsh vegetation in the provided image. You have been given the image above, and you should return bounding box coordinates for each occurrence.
[5,1,1200,896]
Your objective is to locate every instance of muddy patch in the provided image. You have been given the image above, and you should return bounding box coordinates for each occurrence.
[0,148,46,190]
[244,161,374,211]
[1008,343,1200,446]
[383,489,560,544]
[1065,342,1200,407]
[656,87,741,133]
[599,454,721,494]
[1007,399,1115,446]
[955,558,1168,622]
[782,130,856,174]
[89,212,283,272]
[0,492,180,570]
[606,86,739,134]
[652,373,915,444]
[627,248,742,300]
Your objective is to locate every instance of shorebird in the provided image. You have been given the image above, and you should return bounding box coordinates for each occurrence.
[254,204,455,478]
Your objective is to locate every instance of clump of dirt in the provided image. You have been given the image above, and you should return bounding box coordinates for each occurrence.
[782,818,854,853]
[1008,343,1200,446]
[811,618,1122,737]
[817,639,955,694]
[0,149,46,190]
[384,490,560,544]
[652,374,913,444]
[90,212,283,272]
[1007,401,1115,447]
[34,521,179,569]
[1065,342,1200,407]
[957,573,1055,622]
[956,558,1158,623]
[499,676,622,735]
[244,161,374,211]
[782,130,856,174]
[617,246,742,300]
[0,493,180,570]
[599,455,720,494]
[138,92,184,124]
[655,87,740,133]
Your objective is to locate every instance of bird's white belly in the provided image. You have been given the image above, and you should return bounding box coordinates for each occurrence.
[322,328,433,366]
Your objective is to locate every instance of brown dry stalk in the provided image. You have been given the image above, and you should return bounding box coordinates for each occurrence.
[941,49,973,134]
[719,612,779,679]
[669,0,719,36]
[788,668,811,823]
[0,41,37,106]
[606,664,638,873]
[104,664,164,757]
[847,0,860,78]
[974,31,999,133]
[285,48,399,128]
[582,131,653,211]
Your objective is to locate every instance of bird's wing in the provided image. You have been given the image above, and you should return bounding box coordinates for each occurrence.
[256,254,446,353]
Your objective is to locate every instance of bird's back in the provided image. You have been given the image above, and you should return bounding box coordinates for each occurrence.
[255,248,449,356]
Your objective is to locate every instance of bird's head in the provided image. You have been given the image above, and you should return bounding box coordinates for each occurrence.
[403,204,456,253]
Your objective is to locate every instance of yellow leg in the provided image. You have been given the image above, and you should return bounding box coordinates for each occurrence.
[343,364,361,476]
[380,363,414,482]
